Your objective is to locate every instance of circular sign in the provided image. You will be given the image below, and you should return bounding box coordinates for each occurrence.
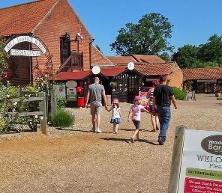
[127,62,135,70]
[66,80,77,88]
[92,66,101,74]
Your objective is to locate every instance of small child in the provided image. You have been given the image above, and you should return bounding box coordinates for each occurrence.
[107,98,121,134]
[128,95,150,143]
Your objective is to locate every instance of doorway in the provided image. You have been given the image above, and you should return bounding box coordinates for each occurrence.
[60,33,71,65]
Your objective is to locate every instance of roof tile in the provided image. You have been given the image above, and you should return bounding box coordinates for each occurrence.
[182,68,222,80]
[54,70,91,81]
[0,0,58,36]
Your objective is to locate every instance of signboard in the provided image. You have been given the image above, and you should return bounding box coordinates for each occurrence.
[53,83,66,98]
[67,88,77,101]
[66,80,77,88]
[4,36,46,57]
[168,127,222,193]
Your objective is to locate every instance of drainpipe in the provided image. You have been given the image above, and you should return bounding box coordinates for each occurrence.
[89,38,95,69]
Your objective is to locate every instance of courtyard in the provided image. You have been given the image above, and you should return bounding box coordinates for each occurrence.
[0,94,221,193]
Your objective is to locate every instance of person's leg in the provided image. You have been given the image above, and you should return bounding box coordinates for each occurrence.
[136,130,139,140]
[115,124,119,133]
[131,120,140,142]
[90,105,96,132]
[113,123,116,133]
[132,129,139,142]
[91,115,96,131]
[150,114,156,132]
[158,107,171,144]
[155,115,160,130]
[95,106,102,133]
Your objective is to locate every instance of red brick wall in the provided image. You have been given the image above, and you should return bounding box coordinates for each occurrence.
[168,67,183,88]
[32,0,110,78]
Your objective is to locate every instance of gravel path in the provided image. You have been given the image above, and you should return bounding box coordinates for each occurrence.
[0,94,221,193]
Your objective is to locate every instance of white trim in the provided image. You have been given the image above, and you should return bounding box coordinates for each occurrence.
[91,64,115,67]
[10,49,42,57]
[4,36,46,54]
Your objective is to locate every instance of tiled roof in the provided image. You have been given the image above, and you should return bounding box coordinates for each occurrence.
[132,55,165,63]
[107,55,166,66]
[107,56,137,65]
[54,62,178,81]
[0,0,58,36]
[182,67,222,81]
[135,62,177,76]
[54,70,91,81]
[100,67,126,77]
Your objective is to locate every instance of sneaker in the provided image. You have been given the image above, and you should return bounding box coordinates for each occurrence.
[158,140,164,145]
[158,137,166,145]
[95,129,102,133]
[90,128,95,132]
[130,137,135,143]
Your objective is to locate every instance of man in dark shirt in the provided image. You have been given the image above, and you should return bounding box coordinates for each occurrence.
[154,75,177,145]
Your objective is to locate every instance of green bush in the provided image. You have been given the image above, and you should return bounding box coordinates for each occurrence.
[0,115,6,133]
[56,97,67,110]
[51,109,74,128]
[172,87,187,100]
[0,85,19,99]
[217,96,222,100]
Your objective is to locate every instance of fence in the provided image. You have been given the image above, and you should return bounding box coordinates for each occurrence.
[2,92,47,134]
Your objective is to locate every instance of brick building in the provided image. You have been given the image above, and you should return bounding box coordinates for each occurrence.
[0,0,183,103]
[0,0,111,85]
[183,67,222,93]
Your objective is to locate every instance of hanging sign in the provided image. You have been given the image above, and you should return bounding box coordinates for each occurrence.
[127,62,135,70]
[66,80,77,88]
[92,66,101,75]
[168,127,222,193]
[4,36,46,57]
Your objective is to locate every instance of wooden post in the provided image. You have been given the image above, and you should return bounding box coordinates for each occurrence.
[39,92,47,134]
[168,125,186,193]
[50,88,57,114]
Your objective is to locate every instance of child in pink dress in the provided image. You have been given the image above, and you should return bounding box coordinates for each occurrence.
[128,95,150,143]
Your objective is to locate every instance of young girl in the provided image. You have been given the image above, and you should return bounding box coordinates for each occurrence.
[146,80,160,132]
[107,98,121,134]
[128,95,150,143]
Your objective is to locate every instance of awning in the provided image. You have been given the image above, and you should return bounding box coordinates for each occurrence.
[100,67,126,77]
[54,70,91,81]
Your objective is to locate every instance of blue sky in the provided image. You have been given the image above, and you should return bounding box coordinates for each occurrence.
[1,0,222,56]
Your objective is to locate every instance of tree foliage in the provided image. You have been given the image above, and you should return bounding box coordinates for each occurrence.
[172,34,222,68]
[0,39,9,84]
[198,34,222,64]
[110,13,173,56]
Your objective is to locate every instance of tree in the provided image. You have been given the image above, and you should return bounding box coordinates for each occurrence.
[172,34,222,68]
[110,13,173,56]
[198,34,222,64]
[172,45,199,68]
[0,39,9,84]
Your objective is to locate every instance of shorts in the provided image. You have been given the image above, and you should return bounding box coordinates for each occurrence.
[90,102,102,115]
[149,105,158,114]
[110,118,121,124]
[133,120,140,130]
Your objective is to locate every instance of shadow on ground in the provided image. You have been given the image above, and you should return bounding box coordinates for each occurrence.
[101,137,159,145]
